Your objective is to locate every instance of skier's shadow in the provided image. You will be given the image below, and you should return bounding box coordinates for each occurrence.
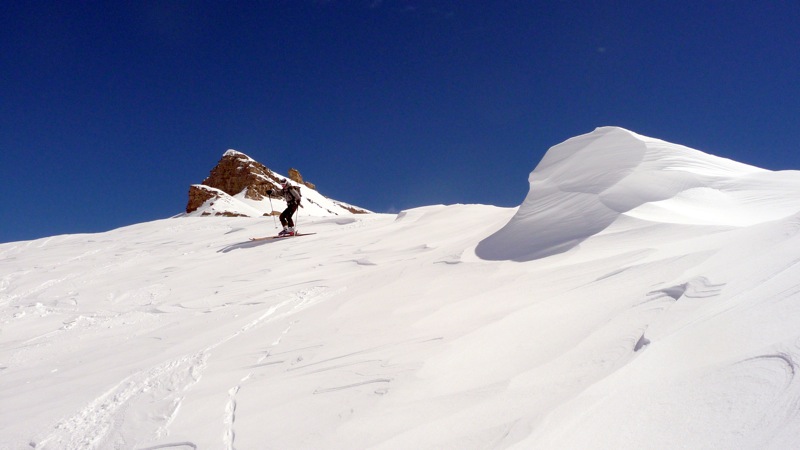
[218,240,274,253]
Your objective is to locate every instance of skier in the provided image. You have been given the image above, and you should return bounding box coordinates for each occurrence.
[267,179,302,236]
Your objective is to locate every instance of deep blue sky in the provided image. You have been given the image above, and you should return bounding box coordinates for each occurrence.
[2,1,799,243]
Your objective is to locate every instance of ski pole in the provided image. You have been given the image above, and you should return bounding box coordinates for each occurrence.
[268,196,277,228]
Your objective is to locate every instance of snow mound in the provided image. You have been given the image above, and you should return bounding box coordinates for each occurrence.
[477,126,800,261]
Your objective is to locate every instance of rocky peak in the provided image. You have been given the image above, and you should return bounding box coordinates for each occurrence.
[185,149,360,216]
[201,150,279,201]
[186,150,281,214]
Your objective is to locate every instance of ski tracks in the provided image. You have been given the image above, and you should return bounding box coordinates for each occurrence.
[37,352,209,449]
[223,383,244,450]
[35,285,344,450]
[220,286,344,449]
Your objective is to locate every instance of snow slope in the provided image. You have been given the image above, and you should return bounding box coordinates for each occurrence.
[3,127,800,449]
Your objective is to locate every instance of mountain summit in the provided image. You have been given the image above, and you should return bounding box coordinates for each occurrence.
[185,149,370,217]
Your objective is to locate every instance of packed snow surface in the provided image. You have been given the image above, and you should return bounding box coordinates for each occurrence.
[3,127,800,449]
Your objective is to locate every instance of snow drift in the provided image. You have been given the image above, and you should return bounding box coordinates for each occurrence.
[3,127,800,449]
[478,126,800,261]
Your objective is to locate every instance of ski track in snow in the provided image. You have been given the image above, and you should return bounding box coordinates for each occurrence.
[37,351,209,450]
[136,443,197,450]
[29,283,346,450]
[216,286,352,448]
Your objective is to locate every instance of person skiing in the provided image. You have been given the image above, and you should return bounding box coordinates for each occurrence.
[267,179,302,236]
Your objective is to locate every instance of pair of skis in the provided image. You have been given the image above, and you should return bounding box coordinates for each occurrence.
[252,205,311,241]
[249,232,315,242]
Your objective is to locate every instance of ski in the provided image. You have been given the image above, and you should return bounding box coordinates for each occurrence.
[249,232,316,241]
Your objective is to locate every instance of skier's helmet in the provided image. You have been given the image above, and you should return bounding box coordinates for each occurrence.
[280,179,288,186]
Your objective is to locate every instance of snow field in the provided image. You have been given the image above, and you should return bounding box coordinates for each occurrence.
[3,127,800,448]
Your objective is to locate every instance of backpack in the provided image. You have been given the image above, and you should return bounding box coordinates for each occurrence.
[288,185,302,203]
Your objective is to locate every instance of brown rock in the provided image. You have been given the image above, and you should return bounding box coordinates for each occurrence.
[288,168,303,184]
[288,168,318,190]
[186,184,219,213]
[201,150,281,201]
[185,149,371,217]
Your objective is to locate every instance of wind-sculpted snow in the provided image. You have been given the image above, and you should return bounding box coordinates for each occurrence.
[5,129,800,448]
[477,127,800,261]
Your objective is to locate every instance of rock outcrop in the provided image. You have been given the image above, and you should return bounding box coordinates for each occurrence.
[288,168,303,185]
[185,185,256,217]
[186,150,281,214]
[202,150,279,200]
[185,149,370,217]
[289,167,317,190]
[186,185,218,214]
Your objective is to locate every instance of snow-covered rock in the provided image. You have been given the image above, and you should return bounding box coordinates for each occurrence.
[185,149,370,217]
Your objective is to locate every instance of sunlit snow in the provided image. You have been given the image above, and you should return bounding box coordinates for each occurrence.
[3,127,800,449]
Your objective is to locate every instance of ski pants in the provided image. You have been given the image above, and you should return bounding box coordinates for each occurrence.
[280,203,299,228]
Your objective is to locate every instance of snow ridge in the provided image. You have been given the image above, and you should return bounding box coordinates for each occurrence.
[477,126,800,261]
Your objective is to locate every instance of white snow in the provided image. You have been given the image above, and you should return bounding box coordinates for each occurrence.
[3,126,800,449]
[222,149,251,159]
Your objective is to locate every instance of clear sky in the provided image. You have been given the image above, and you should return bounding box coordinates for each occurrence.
[2,1,799,243]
